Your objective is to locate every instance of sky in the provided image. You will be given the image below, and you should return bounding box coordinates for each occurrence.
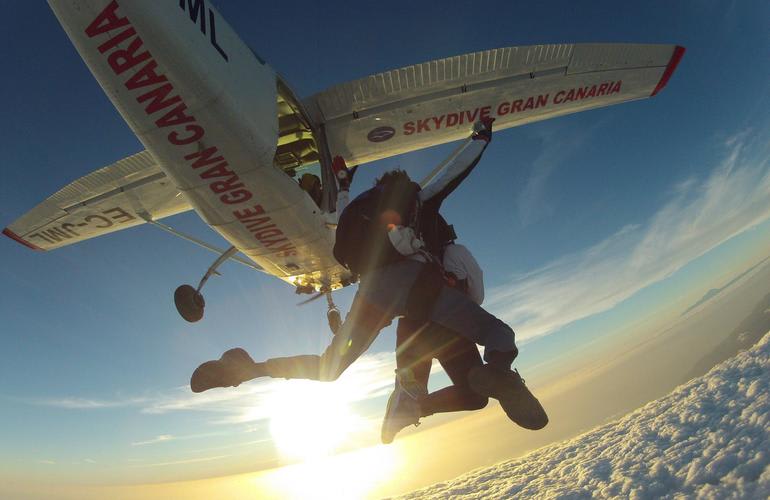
[1,0,769,498]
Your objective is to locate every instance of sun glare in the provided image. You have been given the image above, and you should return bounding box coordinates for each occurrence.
[264,444,398,500]
[266,380,366,461]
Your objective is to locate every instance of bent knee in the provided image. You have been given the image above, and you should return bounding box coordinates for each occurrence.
[470,394,489,410]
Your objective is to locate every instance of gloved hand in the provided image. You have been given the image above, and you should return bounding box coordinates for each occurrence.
[332,155,356,191]
[472,117,495,143]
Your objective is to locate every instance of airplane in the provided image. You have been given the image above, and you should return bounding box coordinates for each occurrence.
[3,0,684,331]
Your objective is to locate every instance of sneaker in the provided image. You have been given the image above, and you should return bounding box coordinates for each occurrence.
[380,370,426,444]
[190,348,258,393]
[468,365,548,430]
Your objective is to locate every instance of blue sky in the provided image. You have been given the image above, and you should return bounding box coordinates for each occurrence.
[1,0,769,492]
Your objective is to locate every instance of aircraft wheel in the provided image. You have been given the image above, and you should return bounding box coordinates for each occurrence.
[174,284,205,323]
[327,308,342,335]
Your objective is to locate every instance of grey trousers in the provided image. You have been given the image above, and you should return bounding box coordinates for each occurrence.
[264,260,516,381]
[360,260,517,359]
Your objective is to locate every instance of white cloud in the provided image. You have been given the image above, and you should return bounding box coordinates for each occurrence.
[30,396,147,409]
[131,434,174,446]
[398,331,770,499]
[130,454,231,468]
[488,131,770,341]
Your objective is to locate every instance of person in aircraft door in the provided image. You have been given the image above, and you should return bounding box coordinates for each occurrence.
[190,118,548,433]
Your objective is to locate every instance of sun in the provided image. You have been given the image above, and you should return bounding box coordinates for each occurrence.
[266,380,366,461]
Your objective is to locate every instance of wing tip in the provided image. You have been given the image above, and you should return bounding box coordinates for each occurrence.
[650,45,686,97]
[2,228,44,251]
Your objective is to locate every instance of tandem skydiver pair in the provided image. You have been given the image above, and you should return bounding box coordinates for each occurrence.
[191,118,548,442]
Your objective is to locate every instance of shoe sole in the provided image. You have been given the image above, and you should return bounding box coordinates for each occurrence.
[381,390,399,444]
[468,366,548,430]
[381,390,420,445]
[191,360,225,393]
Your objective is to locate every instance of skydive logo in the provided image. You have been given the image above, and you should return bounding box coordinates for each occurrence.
[367,126,396,142]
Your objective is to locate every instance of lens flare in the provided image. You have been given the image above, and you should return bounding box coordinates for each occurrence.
[266,380,363,461]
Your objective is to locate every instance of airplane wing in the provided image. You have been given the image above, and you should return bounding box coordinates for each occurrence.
[305,43,685,165]
[3,151,191,251]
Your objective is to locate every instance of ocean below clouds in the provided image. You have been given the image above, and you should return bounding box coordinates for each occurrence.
[396,331,770,499]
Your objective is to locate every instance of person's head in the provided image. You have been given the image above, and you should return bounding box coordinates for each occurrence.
[300,173,322,206]
[375,169,420,224]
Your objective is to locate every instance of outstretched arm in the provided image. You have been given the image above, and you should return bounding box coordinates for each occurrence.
[418,118,494,210]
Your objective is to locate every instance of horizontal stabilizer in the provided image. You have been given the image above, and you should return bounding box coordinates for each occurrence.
[4,151,192,251]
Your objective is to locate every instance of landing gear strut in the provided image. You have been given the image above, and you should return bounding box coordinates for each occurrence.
[326,292,342,334]
[174,246,239,323]
[295,288,343,335]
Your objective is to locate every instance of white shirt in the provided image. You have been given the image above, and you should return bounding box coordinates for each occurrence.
[443,244,484,305]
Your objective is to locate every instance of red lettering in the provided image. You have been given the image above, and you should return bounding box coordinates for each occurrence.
[255,229,283,240]
[586,85,597,98]
[553,91,565,104]
[125,61,167,90]
[85,0,129,38]
[480,106,491,119]
[536,94,548,108]
[209,175,244,194]
[185,147,224,169]
[511,99,524,112]
[597,83,609,96]
[233,205,266,220]
[270,242,295,252]
[245,217,272,229]
[496,102,510,116]
[107,37,151,75]
[198,162,234,179]
[610,81,622,94]
[137,84,181,115]
[464,108,479,123]
[155,103,195,128]
[221,189,252,204]
[97,27,136,53]
[522,97,535,111]
[416,119,431,133]
[169,125,205,145]
[446,112,460,126]
[432,115,445,130]
[565,89,576,102]
[403,122,415,135]
[576,87,587,100]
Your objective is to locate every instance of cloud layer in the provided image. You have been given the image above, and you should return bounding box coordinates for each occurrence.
[488,132,770,340]
[398,331,770,498]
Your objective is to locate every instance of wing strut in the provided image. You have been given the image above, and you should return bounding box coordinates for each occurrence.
[138,212,263,272]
